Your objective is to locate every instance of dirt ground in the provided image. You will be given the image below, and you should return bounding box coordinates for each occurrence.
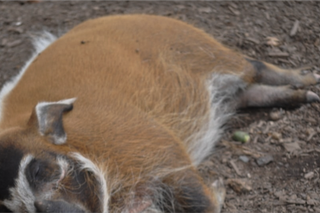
[1,1,320,213]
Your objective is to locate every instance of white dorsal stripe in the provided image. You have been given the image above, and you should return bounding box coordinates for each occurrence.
[0,32,57,124]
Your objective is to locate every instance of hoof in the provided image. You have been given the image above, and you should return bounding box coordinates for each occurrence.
[306,91,320,103]
[314,73,320,83]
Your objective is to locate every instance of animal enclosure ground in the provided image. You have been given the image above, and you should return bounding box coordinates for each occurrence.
[1,1,320,212]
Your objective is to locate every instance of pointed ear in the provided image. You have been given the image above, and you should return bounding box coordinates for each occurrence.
[28,98,76,145]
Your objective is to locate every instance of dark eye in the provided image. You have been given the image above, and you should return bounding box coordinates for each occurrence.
[30,160,40,180]
[26,159,42,185]
[34,164,40,178]
[25,158,60,190]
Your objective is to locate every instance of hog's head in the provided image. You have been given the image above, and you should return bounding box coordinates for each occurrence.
[0,99,106,213]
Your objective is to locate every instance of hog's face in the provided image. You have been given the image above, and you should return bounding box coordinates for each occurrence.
[0,139,70,212]
[0,99,105,213]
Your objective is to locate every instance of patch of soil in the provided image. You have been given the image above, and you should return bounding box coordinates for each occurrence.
[1,1,320,212]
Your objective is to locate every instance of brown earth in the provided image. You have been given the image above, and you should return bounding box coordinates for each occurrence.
[1,1,320,213]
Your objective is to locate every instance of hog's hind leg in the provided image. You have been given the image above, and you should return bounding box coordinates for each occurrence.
[247,59,320,87]
[237,59,320,108]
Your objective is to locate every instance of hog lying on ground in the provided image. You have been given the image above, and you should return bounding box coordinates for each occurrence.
[0,15,319,213]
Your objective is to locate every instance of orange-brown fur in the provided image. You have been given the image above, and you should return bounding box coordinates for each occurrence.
[0,14,318,213]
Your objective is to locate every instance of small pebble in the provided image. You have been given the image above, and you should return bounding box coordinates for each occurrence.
[304,171,314,179]
[256,155,273,166]
[239,155,250,163]
[271,132,282,140]
[269,111,282,121]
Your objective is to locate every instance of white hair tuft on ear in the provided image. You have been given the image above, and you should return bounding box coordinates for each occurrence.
[35,98,76,145]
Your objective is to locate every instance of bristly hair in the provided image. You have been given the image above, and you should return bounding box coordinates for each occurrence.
[187,73,247,165]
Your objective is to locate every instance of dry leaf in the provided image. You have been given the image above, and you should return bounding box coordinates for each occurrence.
[282,141,301,153]
[227,178,252,193]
